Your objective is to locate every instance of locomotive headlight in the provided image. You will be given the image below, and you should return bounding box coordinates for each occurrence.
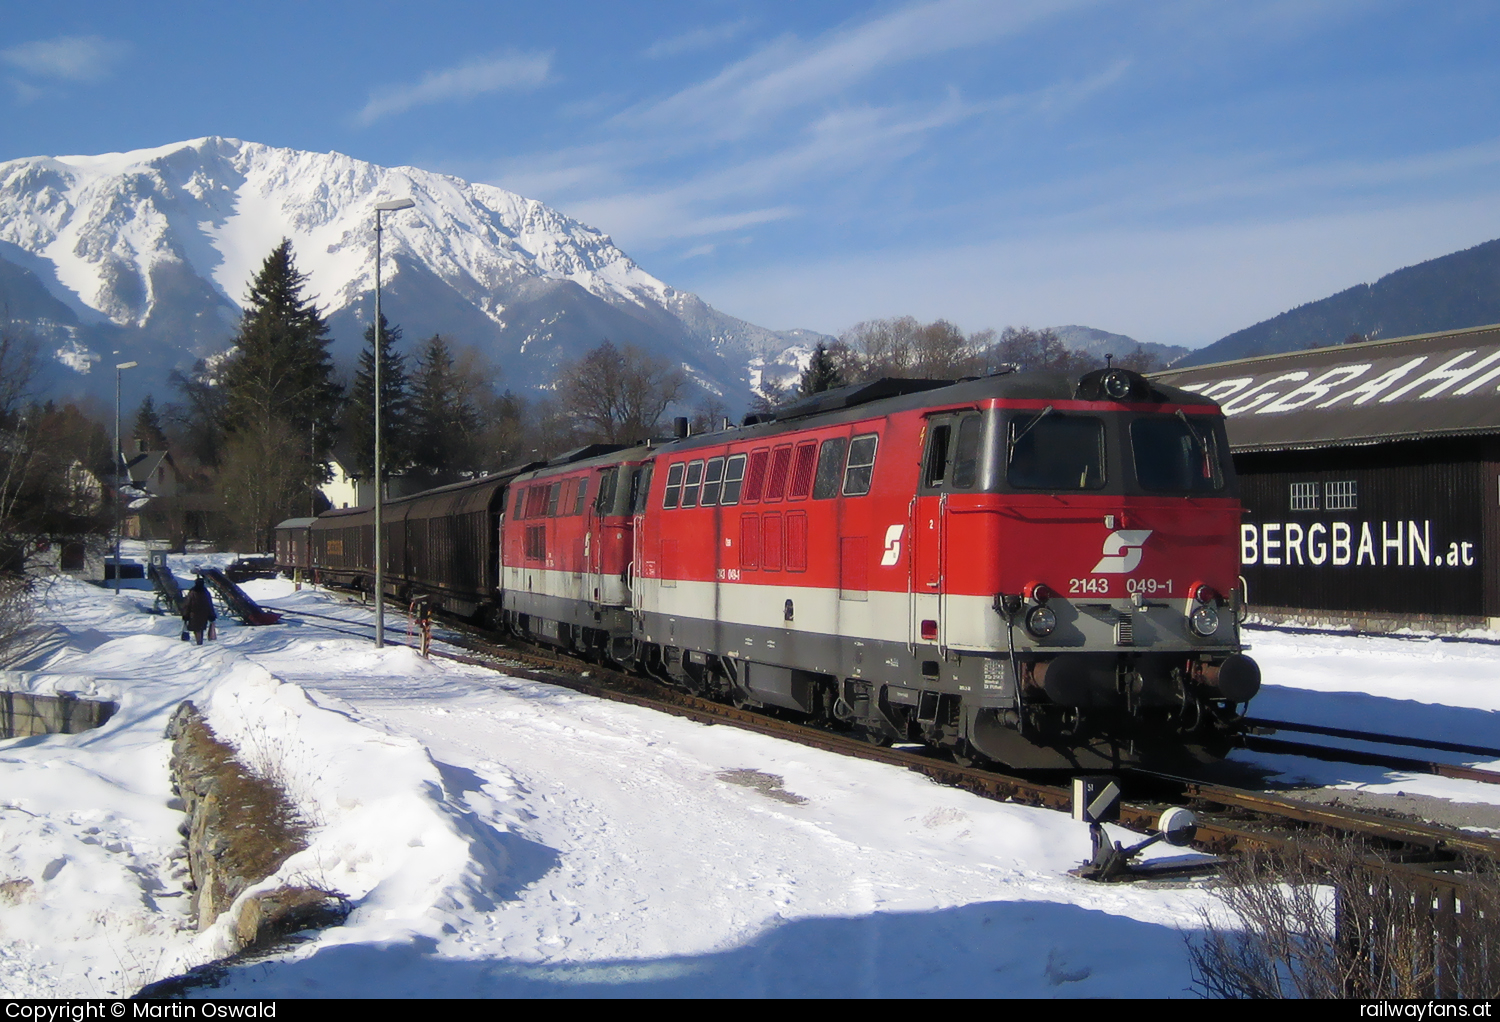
[1025,605,1057,637]
[1102,370,1132,400]
[1190,604,1220,637]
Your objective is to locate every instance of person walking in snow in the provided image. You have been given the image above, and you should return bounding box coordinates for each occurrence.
[182,576,217,645]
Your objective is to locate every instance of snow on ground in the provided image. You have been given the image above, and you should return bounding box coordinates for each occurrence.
[3,560,1500,997]
[1227,625,1500,806]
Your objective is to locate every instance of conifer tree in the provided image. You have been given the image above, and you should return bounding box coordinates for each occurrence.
[214,240,342,547]
[410,334,481,481]
[799,342,845,396]
[220,240,341,450]
[341,313,413,480]
[131,395,169,452]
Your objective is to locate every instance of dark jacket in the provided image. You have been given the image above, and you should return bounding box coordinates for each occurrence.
[183,583,217,631]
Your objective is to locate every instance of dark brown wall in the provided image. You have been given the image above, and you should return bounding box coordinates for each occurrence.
[1235,437,1488,618]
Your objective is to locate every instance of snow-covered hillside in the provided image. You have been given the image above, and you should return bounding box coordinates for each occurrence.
[0,138,821,405]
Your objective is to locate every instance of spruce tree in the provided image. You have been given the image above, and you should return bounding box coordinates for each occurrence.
[410,334,481,481]
[216,240,341,547]
[341,313,413,480]
[799,342,845,396]
[131,395,169,452]
[220,240,341,448]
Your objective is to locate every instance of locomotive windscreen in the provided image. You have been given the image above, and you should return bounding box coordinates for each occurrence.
[1006,414,1106,490]
[1130,415,1225,493]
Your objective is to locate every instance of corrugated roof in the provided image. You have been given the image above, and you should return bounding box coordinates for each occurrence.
[1151,323,1500,451]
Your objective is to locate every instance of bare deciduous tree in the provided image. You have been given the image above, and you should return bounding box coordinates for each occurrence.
[557,341,685,444]
[216,417,306,551]
[835,316,986,383]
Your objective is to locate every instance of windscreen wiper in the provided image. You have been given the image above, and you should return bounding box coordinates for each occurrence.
[1006,405,1054,466]
[1176,409,1215,480]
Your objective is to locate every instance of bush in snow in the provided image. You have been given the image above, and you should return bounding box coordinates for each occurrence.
[1189,838,1500,999]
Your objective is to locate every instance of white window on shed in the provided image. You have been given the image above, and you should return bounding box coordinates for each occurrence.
[1325,480,1358,511]
[1289,482,1319,511]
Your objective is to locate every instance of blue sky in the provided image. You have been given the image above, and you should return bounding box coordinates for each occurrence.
[4,0,1499,347]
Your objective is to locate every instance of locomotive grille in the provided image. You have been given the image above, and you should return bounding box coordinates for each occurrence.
[1115,614,1134,646]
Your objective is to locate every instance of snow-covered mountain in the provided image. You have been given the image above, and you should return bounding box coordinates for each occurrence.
[0,137,822,408]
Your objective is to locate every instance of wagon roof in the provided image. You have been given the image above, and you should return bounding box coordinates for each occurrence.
[1151,322,1500,452]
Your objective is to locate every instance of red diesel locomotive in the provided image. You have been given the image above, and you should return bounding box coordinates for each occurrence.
[280,367,1260,770]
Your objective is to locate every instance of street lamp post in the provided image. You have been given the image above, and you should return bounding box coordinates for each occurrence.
[372,197,415,647]
[112,359,138,595]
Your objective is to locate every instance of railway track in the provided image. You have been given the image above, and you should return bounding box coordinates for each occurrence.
[273,595,1500,891]
[1240,716,1500,786]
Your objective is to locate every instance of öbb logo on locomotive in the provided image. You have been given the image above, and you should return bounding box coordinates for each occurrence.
[281,366,1261,771]
[1091,529,1153,574]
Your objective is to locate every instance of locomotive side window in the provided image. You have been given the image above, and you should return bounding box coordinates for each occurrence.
[525,485,550,518]
[951,416,983,489]
[701,457,726,505]
[813,437,848,499]
[924,424,952,488]
[742,449,769,503]
[1007,414,1105,490]
[594,468,619,514]
[547,482,562,517]
[843,434,878,496]
[628,467,652,514]
[1129,415,1223,493]
[681,460,705,508]
[662,463,684,509]
[763,445,793,502]
[720,454,747,505]
[513,487,527,519]
[574,478,589,515]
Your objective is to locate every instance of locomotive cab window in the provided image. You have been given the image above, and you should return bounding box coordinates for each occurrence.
[951,415,983,489]
[923,424,952,488]
[1007,413,1105,490]
[594,468,619,514]
[573,478,589,515]
[628,467,652,514]
[1129,415,1223,493]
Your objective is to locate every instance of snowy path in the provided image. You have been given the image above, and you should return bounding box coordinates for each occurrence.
[215,601,1210,997]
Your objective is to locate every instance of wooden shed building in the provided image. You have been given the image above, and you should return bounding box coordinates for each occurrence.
[1153,324,1500,632]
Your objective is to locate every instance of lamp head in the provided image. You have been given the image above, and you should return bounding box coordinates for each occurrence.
[115,361,138,370]
[375,197,416,211]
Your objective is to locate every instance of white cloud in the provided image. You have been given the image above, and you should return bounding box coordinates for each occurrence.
[643,20,752,60]
[620,0,1092,137]
[1,35,130,83]
[501,65,1123,250]
[357,51,552,126]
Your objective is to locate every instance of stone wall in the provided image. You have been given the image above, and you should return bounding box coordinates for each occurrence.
[164,702,344,950]
[0,691,115,739]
